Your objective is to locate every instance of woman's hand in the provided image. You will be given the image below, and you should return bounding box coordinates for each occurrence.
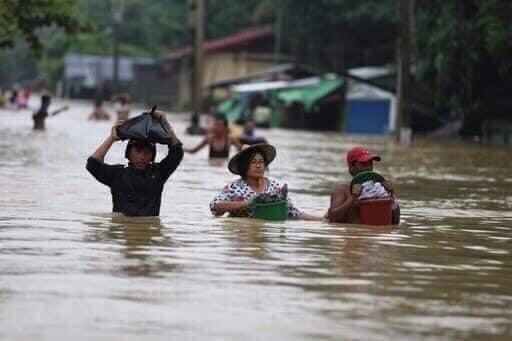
[213,200,251,216]
[91,124,121,161]
[152,110,181,145]
[240,199,252,209]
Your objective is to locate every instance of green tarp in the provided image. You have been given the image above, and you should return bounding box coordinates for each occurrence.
[276,78,344,112]
[217,96,241,122]
[217,76,344,127]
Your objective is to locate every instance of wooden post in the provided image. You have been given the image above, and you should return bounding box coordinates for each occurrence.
[110,0,125,94]
[189,0,204,126]
[112,20,119,93]
[395,0,412,143]
[273,4,282,64]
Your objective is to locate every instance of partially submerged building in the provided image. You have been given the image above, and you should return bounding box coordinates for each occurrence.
[132,26,284,109]
[343,67,397,134]
[63,53,152,99]
[217,75,345,131]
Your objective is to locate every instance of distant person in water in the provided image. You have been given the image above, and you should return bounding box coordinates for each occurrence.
[32,94,68,130]
[88,99,111,121]
[184,113,242,159]
[86,110,184,216]
[325,146,400,224]
[238,118,267,145]
[7,89,18,109]
[0,88,6,108]
[16,86,31,109]
[113,94,131,123]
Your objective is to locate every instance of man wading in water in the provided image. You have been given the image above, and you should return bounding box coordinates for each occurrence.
[325,146,400,224]
[32,94,68,130]
[86,110,183,216]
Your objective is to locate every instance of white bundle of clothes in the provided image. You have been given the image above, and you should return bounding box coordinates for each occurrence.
[358,180,391,200]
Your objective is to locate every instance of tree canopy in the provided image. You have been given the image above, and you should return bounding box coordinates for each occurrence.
[1,0,511,136]
[0,0,84,53]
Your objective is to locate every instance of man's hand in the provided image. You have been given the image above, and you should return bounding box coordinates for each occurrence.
[351,184,362,197]
[151,110,180,145]
[110,123,122,141]
[91,123,121,161]
[152,110,167,121]
[350,184,361,208]
[383,181,395,194]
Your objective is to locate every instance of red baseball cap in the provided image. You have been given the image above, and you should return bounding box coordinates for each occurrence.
[346,146,381,164]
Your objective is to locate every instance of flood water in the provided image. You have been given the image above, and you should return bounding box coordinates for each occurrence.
[1,98,512,340]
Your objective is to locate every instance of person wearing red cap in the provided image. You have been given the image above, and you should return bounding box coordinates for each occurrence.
[325,146,400,224]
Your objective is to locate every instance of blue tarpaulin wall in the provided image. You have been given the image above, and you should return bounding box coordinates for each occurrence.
[344,100,390,134]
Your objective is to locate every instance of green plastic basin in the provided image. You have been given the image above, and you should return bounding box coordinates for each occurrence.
[252,200,288,221]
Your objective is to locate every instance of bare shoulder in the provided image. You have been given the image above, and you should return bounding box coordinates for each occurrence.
[229,135,241,144]
[331,182,350,195]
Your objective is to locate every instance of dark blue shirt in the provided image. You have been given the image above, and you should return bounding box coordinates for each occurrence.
[86,143,183,216]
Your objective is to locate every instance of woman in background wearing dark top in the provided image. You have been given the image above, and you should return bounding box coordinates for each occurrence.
[184,113,242,159]
[86,110,183,216]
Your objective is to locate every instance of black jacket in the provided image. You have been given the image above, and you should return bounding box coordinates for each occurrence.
[86,143,183,216]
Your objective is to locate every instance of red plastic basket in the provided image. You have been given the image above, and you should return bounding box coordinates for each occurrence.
[358,197,393,225]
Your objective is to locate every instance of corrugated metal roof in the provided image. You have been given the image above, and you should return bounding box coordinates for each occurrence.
[163,26,274,60]
[277,76,344,112]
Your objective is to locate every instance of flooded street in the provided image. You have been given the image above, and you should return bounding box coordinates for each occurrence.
[1,98,512,340]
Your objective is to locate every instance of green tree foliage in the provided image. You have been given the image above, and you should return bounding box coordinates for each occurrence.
[0,43,38,86]
[1,0,510,136]
[0,0,84,54]
[35,0,187,86]
[415,0,512,135]
[58,0,188,57]
[205,0,397,72]
[278,0,397,71]
[206,0,268,39]
[206,0,512,135]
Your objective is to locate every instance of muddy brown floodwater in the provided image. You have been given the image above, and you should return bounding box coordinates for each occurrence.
[1,98,511,340]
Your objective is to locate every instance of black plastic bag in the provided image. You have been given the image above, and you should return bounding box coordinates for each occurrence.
[116,106,174,144]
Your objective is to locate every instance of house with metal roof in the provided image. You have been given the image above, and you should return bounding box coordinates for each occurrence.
[132,26,289,109]
[63,53,152,99]
[343,66,397,134]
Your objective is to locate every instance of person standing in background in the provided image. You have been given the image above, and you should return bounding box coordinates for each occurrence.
[32,94,68,130]
[113,94,131,123]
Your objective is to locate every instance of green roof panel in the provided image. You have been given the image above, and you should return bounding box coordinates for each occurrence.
[277,78,344,111]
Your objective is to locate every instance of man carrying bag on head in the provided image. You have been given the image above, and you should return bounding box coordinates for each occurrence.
[86,109,183,216]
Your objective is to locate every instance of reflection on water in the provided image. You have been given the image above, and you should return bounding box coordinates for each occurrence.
[83,214,177,277]
[0,101,512,340]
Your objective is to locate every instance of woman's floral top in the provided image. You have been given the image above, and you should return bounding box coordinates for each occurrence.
[210,177,302,219]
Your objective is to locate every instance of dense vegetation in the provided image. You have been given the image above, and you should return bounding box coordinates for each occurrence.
[0,0,510,136]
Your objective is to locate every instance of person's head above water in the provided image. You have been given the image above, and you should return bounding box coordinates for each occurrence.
[346,146,381,176]
[115,94,130,105]
[228,143,276,180]
[211,113,229,136]
[243,118,256,135]
[41,94,51,108]
[125,139,156,170]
